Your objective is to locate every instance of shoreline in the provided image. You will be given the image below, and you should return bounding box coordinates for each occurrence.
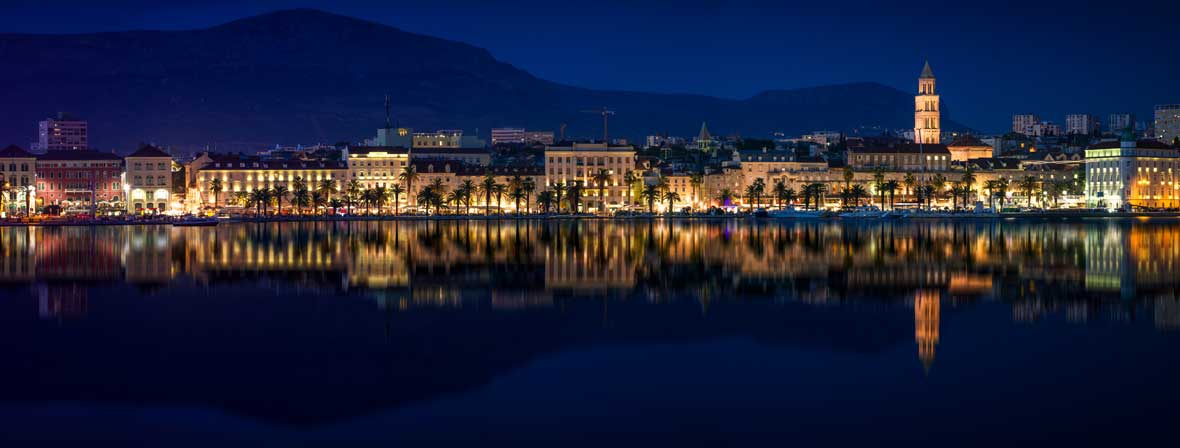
[4,210,1180,227]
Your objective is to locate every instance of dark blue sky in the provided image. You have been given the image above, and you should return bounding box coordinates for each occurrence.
[1,0,1176,133]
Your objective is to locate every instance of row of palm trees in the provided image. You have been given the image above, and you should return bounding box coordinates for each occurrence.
[724,167,1084,212]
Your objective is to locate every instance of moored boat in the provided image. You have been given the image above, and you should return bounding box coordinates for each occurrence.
[767,206,829,219]
[172,217,220,227]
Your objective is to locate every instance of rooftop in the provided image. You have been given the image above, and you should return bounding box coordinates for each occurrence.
[126,145,172,158]
[0,145,34,158]
[36,150,122,161]
[852,143,950,155]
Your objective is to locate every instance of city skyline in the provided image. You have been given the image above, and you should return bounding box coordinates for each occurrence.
[0,1,1177,134]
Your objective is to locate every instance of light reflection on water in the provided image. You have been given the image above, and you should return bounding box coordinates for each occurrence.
[1,218,1179,444]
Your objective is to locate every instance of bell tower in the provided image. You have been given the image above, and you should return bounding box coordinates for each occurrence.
[914,61,941,144]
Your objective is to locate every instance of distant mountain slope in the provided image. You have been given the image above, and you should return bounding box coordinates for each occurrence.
[0,9,970,151]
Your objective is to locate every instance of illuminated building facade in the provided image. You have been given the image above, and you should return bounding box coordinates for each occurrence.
[1084,134,1180,210]
[738,148,829,191]
[846,144,951,172]
[35,150,123,213]
[946,134,994,162]
[490,128,525,145]
[412,129,485,149]
[124,146,174,214]
[347,146,410,190]
[0,145,37,215]
[194,156,348,203]
[544,143,636,212]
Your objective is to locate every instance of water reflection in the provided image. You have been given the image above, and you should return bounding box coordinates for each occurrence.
[2,219,1180,426]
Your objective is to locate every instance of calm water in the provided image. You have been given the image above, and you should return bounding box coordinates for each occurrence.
[2,219,1180,446]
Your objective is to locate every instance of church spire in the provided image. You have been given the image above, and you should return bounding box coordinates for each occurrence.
[920,60,935,79]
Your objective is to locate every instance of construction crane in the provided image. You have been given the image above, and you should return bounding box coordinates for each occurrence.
[580,107,615,143]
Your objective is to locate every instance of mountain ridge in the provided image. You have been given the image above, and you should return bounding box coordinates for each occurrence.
[0,9,970,152]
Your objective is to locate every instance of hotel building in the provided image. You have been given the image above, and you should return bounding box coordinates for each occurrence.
[1084,135,1180,210]
[544,143,636,213]
[193,155,348,205]
[124,146,175,213]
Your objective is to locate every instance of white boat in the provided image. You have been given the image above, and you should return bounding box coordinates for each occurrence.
[839,206,885,219]
[172,217,220,227]
[767,206,829,219]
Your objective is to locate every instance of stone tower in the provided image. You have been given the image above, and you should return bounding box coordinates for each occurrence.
[914,61,941,144]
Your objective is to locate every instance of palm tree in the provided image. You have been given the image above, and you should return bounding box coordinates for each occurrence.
[995,177,1010,210]
[750,178,766,209]
[591,169,611,214]
[232,191,250,208]
[715,188,735,208]
[782,187,797,207]
[291,186,310,215]
[745,184,759,210]
[566,181,584,213]
[882,179,900,210]
[553,182,566,214]
[399,165,419,210]
[903,172,916,201]
[689,173,704,210]
[311,190,327,214]
[804,182,827,210]
[389,184,405,215]
[642,184,660,213]
[930,173,947,209]
[851,184,869,207]
[509,184,526,215]
[416,187,436,214]
[662,190,681,214]
[537,190,555,214]
[961,166,977,207]
[360,188,377,214]
[317,179,337,202]
[843,167,855,193]
[772,179,788,209]
[492,183,506,214]
[454,179,472,214]
[271,185,289,216]
[1019,175,1039,208]
[446,191,462,213]
[249,189,269,215]
[872,168,886,208]
[345,179,362,214]
[623,171,636,208]
[480,174,498,215]
[373,185,388,214]
[521,177,536,214]
[208,178,223,209]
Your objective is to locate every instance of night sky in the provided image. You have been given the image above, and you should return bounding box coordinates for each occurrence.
[1,0,1177,133]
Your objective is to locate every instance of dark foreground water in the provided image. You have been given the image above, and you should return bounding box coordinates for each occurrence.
[1,218,1179,446]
